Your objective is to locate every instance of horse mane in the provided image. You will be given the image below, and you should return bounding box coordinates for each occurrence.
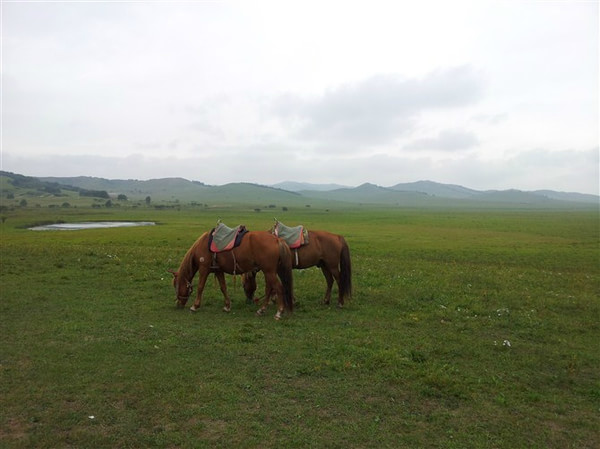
[177,232,208,282]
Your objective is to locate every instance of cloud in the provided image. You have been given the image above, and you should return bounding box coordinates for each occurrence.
[270,66,485,148]
[404,129,480,152]
[2,2,595,195]
[472,113,508,125]
[507,147,599,193]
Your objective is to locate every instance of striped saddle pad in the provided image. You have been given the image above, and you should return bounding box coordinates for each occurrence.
[209,223,248,253]
[273,220,308,249]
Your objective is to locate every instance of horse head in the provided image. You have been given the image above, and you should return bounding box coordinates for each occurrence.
[168,269,193,307]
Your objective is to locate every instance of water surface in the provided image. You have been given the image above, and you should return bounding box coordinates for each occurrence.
[30,221,155,231]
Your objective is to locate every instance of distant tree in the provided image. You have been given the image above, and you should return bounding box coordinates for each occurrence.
[61,202,71,208]
[6,193,14,199]
[19,199,27,207]
[254,208,261,213]
[43,185,61,195]
[282,206,288,211]
[79,189,109,199]
[145,196,151,205]
[105,200,113,208]
[117,194,128,201]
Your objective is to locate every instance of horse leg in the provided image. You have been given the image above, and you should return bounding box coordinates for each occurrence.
[214,271,231,312]
[271,275,285,320]
[328,265,344,308]
[320,265,334,305]
[256,277,271,316]
[190,269,210,312]
[257,272,284,320]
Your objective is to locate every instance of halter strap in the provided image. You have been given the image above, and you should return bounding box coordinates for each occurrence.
[177,280,193,302]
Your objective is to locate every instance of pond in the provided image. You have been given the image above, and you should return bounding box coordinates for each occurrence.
[30,221,156,231]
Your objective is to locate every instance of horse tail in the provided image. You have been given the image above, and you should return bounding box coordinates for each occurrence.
[339,236,352,301]
[277,239,294,312]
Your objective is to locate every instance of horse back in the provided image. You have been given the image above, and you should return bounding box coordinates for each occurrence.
[285,230,342,268]
[307,230,345,255]
[239,231,282,270]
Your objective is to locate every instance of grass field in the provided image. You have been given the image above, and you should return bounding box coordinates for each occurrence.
[1,205,598,448]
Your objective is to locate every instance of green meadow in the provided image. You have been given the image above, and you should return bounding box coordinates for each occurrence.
[1,205,598,448]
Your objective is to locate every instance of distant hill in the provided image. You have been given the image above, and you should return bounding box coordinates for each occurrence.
[272,181,349,192]
[471,189,558,204]
[36,175,309,207]
[38,176,210,199]
[533,190,600,204]
[1,171,598,209]
[289,179,599,206]
[388,180,478,199]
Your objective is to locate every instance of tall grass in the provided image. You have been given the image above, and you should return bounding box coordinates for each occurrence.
[1,206,598,448]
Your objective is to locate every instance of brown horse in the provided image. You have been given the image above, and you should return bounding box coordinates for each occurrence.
[243,229,352,308]
[169,230,294,319]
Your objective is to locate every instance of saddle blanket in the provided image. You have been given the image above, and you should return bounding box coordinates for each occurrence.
[209,223,248,253]
[274,220,309,249]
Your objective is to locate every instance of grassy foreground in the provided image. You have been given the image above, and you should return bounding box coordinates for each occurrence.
[1,206,598,448]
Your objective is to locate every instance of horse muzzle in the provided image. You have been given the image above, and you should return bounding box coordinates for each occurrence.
[175,296,189,307]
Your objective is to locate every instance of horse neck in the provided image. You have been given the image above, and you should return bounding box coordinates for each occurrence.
[177,251,195,284]
[178,234,205,282]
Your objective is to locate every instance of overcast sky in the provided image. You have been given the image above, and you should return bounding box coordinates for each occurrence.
[1,1,598,193]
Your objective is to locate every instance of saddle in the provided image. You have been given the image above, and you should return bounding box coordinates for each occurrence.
[273,220,309,249]
[209,222,248,253]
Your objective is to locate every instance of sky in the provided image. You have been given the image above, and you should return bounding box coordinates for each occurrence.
[1,0,598,194]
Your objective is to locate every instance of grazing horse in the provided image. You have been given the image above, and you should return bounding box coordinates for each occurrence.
[243,229,352,308]
[169,230,294,319]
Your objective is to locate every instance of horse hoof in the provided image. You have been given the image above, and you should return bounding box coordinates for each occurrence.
[274,311,282,320]
[190,306,197,313]
[223,306,231,313]
[337,303,344,309]
[256,309,266,317]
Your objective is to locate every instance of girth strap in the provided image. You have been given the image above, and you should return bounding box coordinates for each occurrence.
[211,249,242,275]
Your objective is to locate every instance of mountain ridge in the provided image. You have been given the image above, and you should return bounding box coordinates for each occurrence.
[1,171,598,208]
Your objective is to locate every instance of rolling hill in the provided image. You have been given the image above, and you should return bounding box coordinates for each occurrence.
[388,180,479,199]
[272,181,349,192]
[1,171,598,209]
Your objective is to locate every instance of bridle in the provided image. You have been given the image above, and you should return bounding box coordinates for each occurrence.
[176,280,193,303]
